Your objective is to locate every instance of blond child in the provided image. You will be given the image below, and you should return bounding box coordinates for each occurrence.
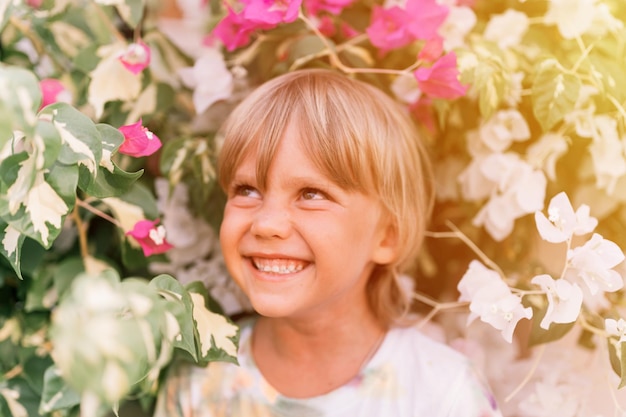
[154,69,502,417]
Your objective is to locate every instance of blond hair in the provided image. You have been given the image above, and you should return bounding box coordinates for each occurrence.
[218,69,434,328]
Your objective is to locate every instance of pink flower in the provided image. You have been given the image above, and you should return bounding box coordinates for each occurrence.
[413,52,468,99]
[26,0,43,7]
[118,41,151,75]
[316,15,336,37]
[39,78,72,110]
[418,37,444,62]
[304,0,353,16]
[117,119,162,157]
[126,219,174,257]
[366,0,447,53]
[341,22,359,38]
[212,6,260,51]
[404,0,449,40]
[243,0,302,25]
[366,6,415,51]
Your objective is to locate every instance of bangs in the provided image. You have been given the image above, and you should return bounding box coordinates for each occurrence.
[218,73,375,193]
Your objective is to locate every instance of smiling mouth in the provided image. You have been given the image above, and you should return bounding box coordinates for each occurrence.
[251,257,307,274]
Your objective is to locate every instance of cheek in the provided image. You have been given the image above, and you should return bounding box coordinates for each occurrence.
[219,209,240,256]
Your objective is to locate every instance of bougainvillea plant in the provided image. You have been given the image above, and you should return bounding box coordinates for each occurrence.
[1,0,626,416]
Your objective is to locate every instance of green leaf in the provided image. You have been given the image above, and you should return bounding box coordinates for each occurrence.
[53,257,86,301]
[24,266,55,311]
[0,65,41,141]
[116,0,146,28]
[117,182,159,219]
[1,376,42,417]
[0,222,25,280]
[186,285,239,366]
[526,296,576,346]
[41,103,102,176]
[35,119,63,171]
[149,275,198,361]
[39,365,81,414]
[0,163,78,249]
[77,122,143,198]
[22,355,54,395]
[78,164,144,198]
[532,59,581,131]
[0,0,18,32]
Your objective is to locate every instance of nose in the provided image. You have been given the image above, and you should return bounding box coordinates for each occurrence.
[250,200,291,239]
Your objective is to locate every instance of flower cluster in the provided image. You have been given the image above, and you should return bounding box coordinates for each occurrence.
[2,0,626,416]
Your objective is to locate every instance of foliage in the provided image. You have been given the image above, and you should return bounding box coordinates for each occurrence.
[1,0,626,416]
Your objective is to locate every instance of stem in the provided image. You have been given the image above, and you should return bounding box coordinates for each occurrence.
[607,94,626,122]
[76,199,122,228]
[425,221,507,279]
[71,202,90,260]
[93,3,126,43]
[412,292,469,329]
[298,12,409,76]
[571,36,594,74]
[3,364,23,380]
[557,237,572,280]
[505,344,546,402]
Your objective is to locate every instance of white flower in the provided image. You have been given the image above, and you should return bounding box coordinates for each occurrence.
[566,233,625,295]
[470,153,546,241]
[178,48,233,114]
[544,0,597,39]
[534,192,598,243]
[458,260,532,343]
[438,6,477,50]
[526,133,569,181]
[478,109,531,152]
[605,318,626,343]
[531,274,583,330]
[588,3,624,37]
[504,71,525,107]
[390,72,421,104]
[458,260,504,302]
[588,115,626,195]
[483,9,529,49]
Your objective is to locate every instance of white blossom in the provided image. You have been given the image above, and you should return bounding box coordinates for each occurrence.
[526,132,569,181]
[566,233,625,295]
[544,0,597,39]
[470,153,546,241]
[391,72,421,104]
[458,261,532,343]
[588,115,626,195]
[483,9,529,49]
[534,192,597,244]
[605,318,626,343]
[178,48,233,114]
[478,109,531,153]
[438,6,476,50]
[531,274,583,329]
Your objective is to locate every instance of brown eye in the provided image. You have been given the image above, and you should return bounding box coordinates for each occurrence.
[232,184,261,198]
[301,188,326,200]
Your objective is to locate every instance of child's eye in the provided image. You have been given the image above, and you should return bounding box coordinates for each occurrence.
[232,184,261,199]
[301,188,327,200]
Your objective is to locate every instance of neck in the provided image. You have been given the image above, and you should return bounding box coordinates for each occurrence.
[252,312,387,398]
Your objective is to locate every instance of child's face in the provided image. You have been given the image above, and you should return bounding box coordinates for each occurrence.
[219,122,396,321]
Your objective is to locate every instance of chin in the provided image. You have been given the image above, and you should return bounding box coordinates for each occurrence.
[247,296,299,319]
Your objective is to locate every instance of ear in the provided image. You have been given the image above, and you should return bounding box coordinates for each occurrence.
[371,219,399,265]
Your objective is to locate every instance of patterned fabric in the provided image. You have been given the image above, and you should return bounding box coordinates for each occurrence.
[154,322,502,417]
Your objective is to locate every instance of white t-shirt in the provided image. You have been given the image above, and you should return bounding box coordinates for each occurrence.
[154,322,502,417]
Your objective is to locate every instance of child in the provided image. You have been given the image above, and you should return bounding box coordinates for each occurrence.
[154,69,502,417]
